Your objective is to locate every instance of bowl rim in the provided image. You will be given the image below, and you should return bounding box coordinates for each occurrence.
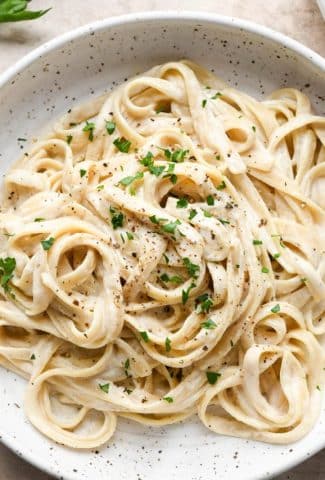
[0,10,324,480]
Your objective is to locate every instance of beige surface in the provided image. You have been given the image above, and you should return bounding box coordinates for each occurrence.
[0,0,324,479]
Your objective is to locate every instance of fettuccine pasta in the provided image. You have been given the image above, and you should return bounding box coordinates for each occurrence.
[0,61,324,448]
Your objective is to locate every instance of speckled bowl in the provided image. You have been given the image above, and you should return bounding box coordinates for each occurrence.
[0,11,324,480]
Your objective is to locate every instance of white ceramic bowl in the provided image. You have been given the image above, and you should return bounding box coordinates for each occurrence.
[0,11,324,480]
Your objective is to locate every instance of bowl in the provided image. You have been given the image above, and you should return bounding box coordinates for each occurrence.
[0,11,324,480]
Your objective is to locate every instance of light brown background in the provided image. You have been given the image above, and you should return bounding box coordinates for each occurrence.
[0,0,324,479]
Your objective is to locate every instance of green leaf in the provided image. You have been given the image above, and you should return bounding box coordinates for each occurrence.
[0,1,51,23]
[80,169,87,178]
[182,257,200,278]
[203,210,212,218]
[139,331,149,343]
[188,209,197,220]
[82,121,95,141]
[34,217,45,222]
[206,195,214,206]
[140,151,154,167]
[196,293,213,313]
[162,220,181,234]
[149,164,165,177]
[106,120,116,135]
[201,318,217,329]
[163,396,173,403]
[182,282,196,304]
[216,180,226,190]
[66,135,73,145]
[165,337,171,352]
[206,371,221,385]
[113,137,131,153]
[253,239,263,245]
[119,171,143,186]
[41,237,55,251]
[218,218,230,225]
[271,304,280,314]
[109,207,124,229]
[176,197,188,208]
[211,92,222,99]
[0,256,16,293]
[202,99,207,108]
[261,266,269,273]
[126,232,134,240]
[99,383,110,393]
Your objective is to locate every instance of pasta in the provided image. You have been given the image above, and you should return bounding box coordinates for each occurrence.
[0,60,324,448]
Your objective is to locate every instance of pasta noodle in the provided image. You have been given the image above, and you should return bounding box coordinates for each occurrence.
[0,60,324,448]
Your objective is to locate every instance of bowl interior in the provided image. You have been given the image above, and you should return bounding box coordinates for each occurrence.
[0,14,324,480]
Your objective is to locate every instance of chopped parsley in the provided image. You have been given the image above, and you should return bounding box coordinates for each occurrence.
[300,277,308,284]
[212,92,222,99]
[0,257,16,293]
[261,266,269,273]
[253,239,263,245]
[216,180,226,190]
[162,220,181,234]
[201,318,217,329]
[272,253,281,259]
[113,137,131,153]
[196,293,214,313]
[206,195,214,206]
[252,125,256,132]
[163,253,169,264]
[160,273,183,284]
[140,151,154,167]
[106,120,116,135]
[30,354,36,360]
[202,99,207,108]
[34,217,45,222]
[80,169,87,178]
[160,147,188,163]
[66,135,73,145]
[203,210,212,218]
[97,184,104,191]
[206,371,221,385]
[109,206,124,229]
[41,237,55,251]
[83,121,95,141]
[176,197,188,208]
[149,215,166,225]
[218,218,230,225]
[149,165,165,177]
[119,171,144,186]
[165,337,171,352]
[126,232,134,240]
[182,282,196,304]
[183,257,200,279]
[163,396,174,403]
[99,383,110,393]
[271,304,280,314]
[188,209,197,220]
[139,331,150,343]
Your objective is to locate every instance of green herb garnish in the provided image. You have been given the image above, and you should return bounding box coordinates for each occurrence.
[216,180,226,190]
[188,209,197,220]
[119,171,143,186]
[83,121,96,141]
[109,207,124,229]
[165,337,171,352]
[80,169,87,178]
[206,371,221,385]
[206,195,214,206]
[0,257,16,293]
[253,239,263,245]
[0,1,51,23]
[163,396,173,403]
[196,293,213,313]
[99,383,110,393]
[183,257,200,279]
[182,282,196,304]
[176,197,188,208]
[261,266,269,273]
[201,318,217,329]
[41,237,55,251]
[106,120,116,135]
[66,135,73,145]
[271,304,280,314]
[140,331,150,343]
[113,137,131,153]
